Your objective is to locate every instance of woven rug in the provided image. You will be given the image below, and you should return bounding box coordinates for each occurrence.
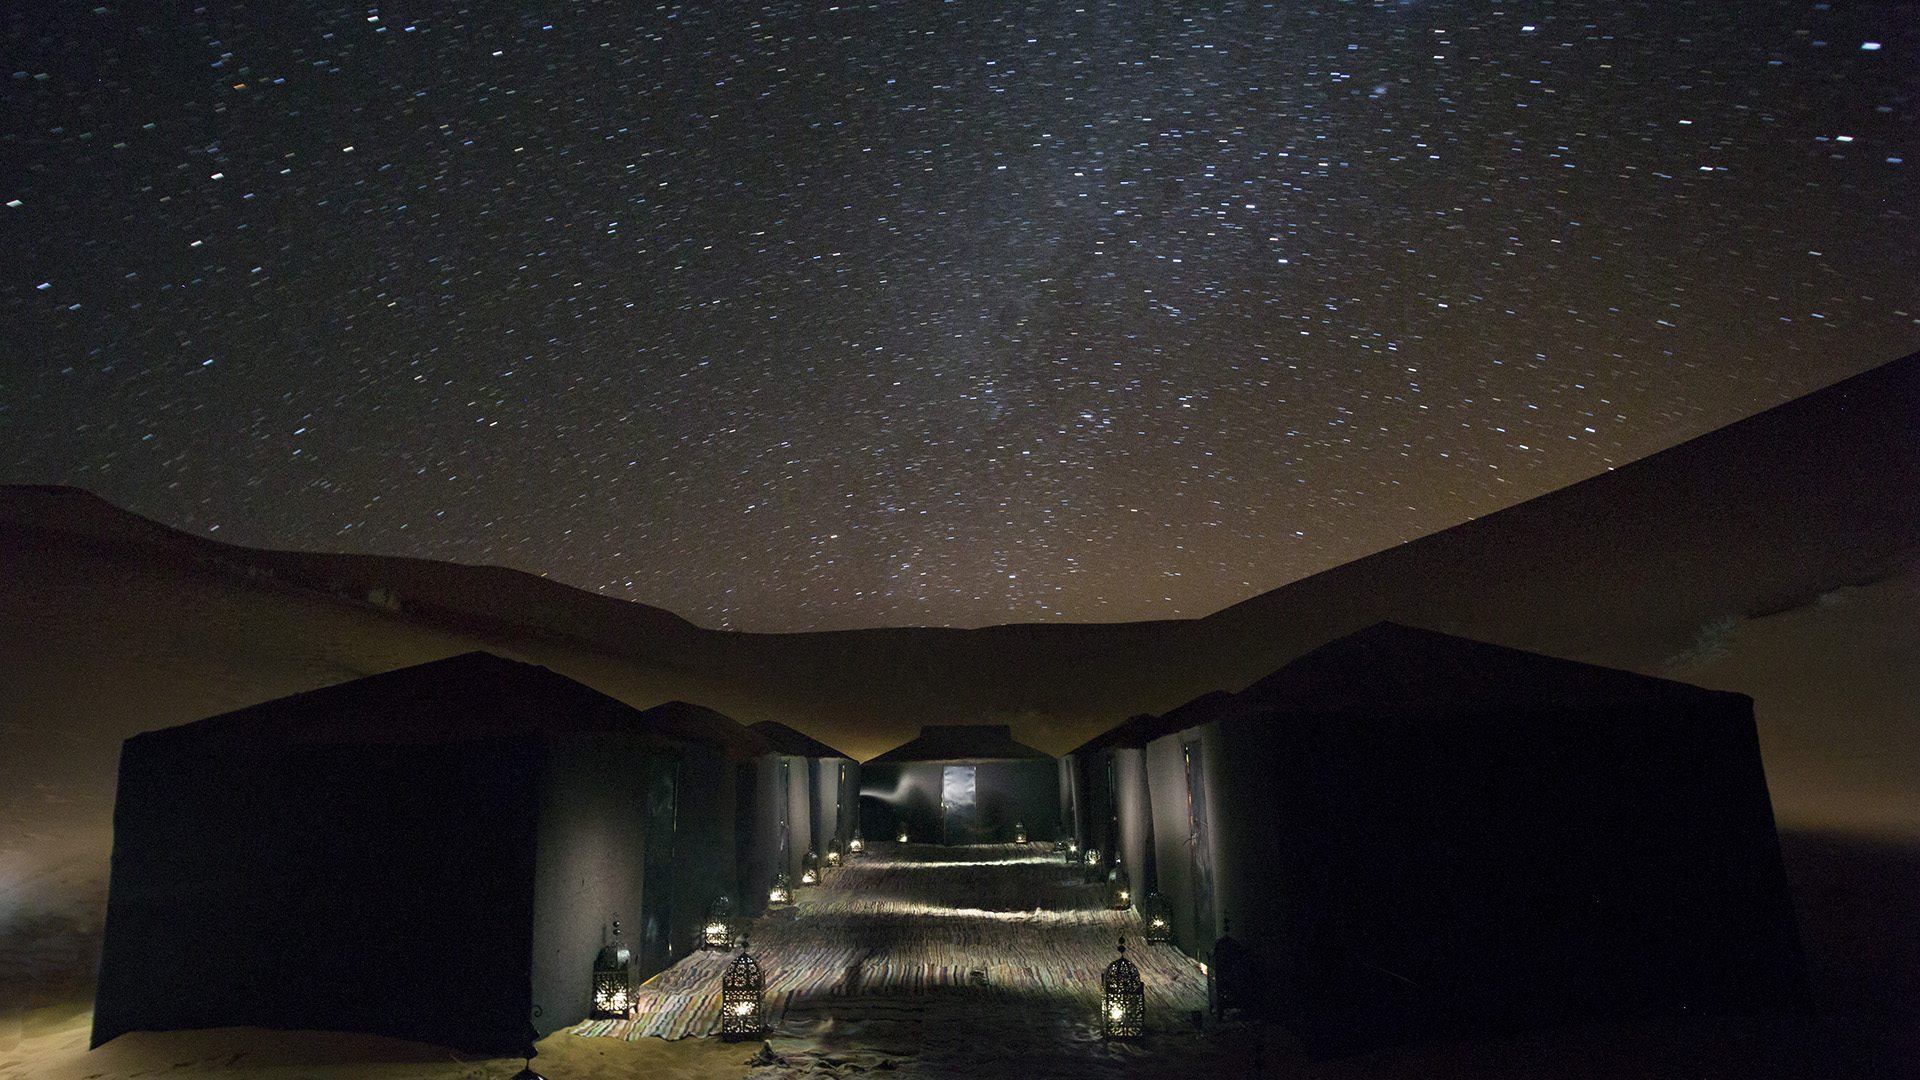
[572,843,1208,1040]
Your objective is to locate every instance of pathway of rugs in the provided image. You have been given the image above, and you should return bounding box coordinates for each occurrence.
[572,844,1210,1041]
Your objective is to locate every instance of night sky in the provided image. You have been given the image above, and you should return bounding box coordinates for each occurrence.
[4,1,1915,632]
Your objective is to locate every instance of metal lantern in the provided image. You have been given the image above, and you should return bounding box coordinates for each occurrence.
[826,838,843,868]
[895,820,910,843]
[1207,916,1257,1020]
[1063,837,1079,863]
[590,918,634,1019]
[1082,847,1102,883]
[848,828,865,857]
[1013,820,1028,844]
[703,896,735,950]
[1101,936,1145,1038]
[1107,861,1132,911]
[718,939,766,1041]
[1141,893,1172,945]
[768,871,793,907]
[801,849,820,886]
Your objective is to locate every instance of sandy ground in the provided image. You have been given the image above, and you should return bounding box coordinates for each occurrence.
[0,976,1904,1080]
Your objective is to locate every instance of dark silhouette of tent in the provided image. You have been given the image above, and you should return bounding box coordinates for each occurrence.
[93,652,765,1055]
[746,721,859,891]
[1073,623,1811,1056]
[861,725,1058,845]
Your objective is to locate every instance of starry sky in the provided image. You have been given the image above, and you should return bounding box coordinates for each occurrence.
[3,1,1915,632]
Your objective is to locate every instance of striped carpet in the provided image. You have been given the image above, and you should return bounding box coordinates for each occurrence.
[572,843,1209,1041]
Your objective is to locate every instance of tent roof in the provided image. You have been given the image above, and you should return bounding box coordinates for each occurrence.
[1229,622,1744,719]
[865,724,1055,764]
[1067,689,1234,756]
[1069,623,1746,757]
[749,720,854,760]
[138,651,770,758]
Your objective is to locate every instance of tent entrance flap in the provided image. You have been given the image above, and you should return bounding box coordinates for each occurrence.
[942,765,977,844]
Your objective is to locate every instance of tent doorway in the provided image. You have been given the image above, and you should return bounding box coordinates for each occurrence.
[941,765,977,844]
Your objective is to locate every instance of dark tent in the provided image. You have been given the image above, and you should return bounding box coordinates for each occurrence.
[1111,624,1810,1056]
[860,725,1059,845]
[1064,692,1233,906]
[745,721,859,894]
[93,652,765,1055]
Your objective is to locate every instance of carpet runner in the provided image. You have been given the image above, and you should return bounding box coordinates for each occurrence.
[572,844,1210,1040]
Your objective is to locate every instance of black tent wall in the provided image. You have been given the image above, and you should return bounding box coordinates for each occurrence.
[784,755,813,884]
[809,757,858,855]
[527,733,653,1037]
[858,760,1059,845]
[973,760,1060,843]
[739,755,787,913]
[1057,758,1077,844]
[859,762,943,842]
[1211,696,1809,1055]
[1143,726,1226,959]
[1112,748,1156,905]
[93,654,759,1055]
[95,732,545,1055]
[668,743,736,956]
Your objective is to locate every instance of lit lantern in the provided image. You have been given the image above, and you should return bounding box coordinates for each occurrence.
[1207,916,1256,1021]
[826,838,843,869]
[1107,862,1132,911]
[1063,837,1079,863]
[1101,936,1145,1038]
[801,849,820,886]
[718,939,766,1041]
[1082,847,1102,884]
[590,917,634,1018]
[1141,893,1172,945]
[848,828,865,857]
[896,822,910,843]
[703,896,735,950]
[1013,820,1028,844]
[768,872,793,907]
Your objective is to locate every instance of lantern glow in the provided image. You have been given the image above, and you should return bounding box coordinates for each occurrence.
[718,941,766,1041]
[703,896,735,950]
[1141,893,1172,945]
[590,918,634,1019]
[849,829,865,856]
[769,872,793,906]
[1013,821,1028,844]
[801,849,820,886]
[827,838,843,868]
[1101,936,1145,1038]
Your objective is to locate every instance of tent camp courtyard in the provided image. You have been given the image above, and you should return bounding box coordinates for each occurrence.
[571,840,1232,1076]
